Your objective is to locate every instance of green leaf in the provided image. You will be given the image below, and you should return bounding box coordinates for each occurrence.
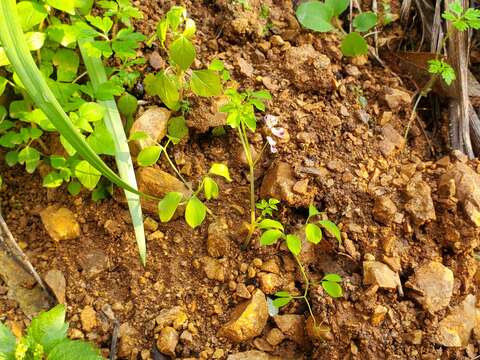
[251,90,272,100]
[340,32,368,57]
[158,192,183,222]
[79,102,105,122]
[272,296,292,308]
[318,220,341,243]
[5,151,18,167]
[50,155,66,169]
[169,36,195,71]
[53,49,80,82]
[296,1,334,32]
[166,6,186,32]
[190,70,222,97]
[129,131,148,141]
[85,15,113,34]
[0,77,7,97]
[137,145,161,167]
[86,122,115,156]
[321,280,343,298]
[144,72,180,111]
[183,18,196,38]
[323,273,342,282]
[208,163,232,181]
[305,223,322,244]
[47,339,103,360]
[74,0,94,15]
[185,196,206,228]
[27,304,68,353]
[258,219,284,230]
[46,0,76,14]
[203,176,219,200]
[0,323,16,360]
[168,116,188,143]
[427,59,456,86]
[18,146,40,173]
[75,160,101,190]
[17,1,48,31]
[308,204,321,218]
[117,93,138,117]
[324,0,349,17]
[156,19,168,47]
[274,291,291,297]
[67,181,81,196]
[208,59,225,71]
[259,229,283,246]
[25,31,46,51]
[43,172,64,188]
[353,11,378,32]
[286,234,301,256]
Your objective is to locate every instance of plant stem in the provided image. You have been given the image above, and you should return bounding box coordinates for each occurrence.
[294,255,317,326]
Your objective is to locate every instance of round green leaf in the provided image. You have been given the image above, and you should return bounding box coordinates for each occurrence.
[296,1,334,32]
[169,36,196,71]
[305,223,322,244]
[144,72,180,111]
[272,296,292,308]
[79,102,105,122]
[318,220,341,243]
[208,163,231,181]
[17,1,48,32]
[325,0,349,17]
[340,32,368,57]
[308,204,321,218]
[258,219,284,231]
[158,192,183,222]
[5,151,18,167]
[168,116,188,142]
[74,160,101,191]
[137,146,161,167]
[286,234,302,256]
[203,177,219,200]
[260,229,283,246]
[353,12,378,32]
[190,70,222,97]
[322,281,343,298]
[118,93,138,117]
[43,172,64,188]
[323,273,342,282]
[46,0,76,14]
[18,146,40,173]
[185,196,207,228]
[67,181,81,196]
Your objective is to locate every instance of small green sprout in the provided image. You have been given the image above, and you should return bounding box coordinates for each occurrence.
[442,0,480,31]
[427,59,456,85]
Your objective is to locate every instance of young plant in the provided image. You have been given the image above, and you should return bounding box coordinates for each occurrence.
[220,88,272,245]
[0,305,103,360]
[260,204,343,324]
[144,6,222,112]
[295,0,378,57]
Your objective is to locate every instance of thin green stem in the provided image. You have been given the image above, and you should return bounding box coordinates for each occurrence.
[294,255,317,326]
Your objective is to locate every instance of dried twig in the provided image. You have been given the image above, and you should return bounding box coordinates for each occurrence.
[109,320,120,360]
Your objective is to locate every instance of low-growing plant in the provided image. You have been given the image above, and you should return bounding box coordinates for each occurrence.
[261,204,343,324]
[144,6,224,112]
[295,0,378,57]
[0,305,103,360]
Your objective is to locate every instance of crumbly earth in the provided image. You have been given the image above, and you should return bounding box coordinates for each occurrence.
[1,0,480,359]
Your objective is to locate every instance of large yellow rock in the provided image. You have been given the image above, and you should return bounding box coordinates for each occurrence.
[40,206,80,241]
[219,289,268,343]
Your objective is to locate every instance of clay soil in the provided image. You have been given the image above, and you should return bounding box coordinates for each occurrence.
[1,0,480,359]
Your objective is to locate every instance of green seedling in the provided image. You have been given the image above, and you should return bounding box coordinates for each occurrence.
[220,88,272,245]
[261,204,343,324]
[295,0,378,57]
[0,305,103,360]
[145,6,222,112]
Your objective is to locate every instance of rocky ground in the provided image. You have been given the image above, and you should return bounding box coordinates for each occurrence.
[1,0,480,359]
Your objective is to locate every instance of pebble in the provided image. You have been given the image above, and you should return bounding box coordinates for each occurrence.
[266,328,285,346]
[236,283,251,299]
[155,306,188,330]
[363,260,401,289]
[273,314,305,345]
[384,87,411,110]
[118,323,139,358]
[372,196,397,225]
[80,306,97,332]
[260,162,296,205]
[44,269,66,304]
[207,218,231,258]
[39,206,80,241]
[129,107,170,154]
[157,326,179,357]
[78,249,109,279]
[378,124,405,157]
[405,175,436,225]
[258,273,284,294]
[202,257,225,282]
[371,305,388,325]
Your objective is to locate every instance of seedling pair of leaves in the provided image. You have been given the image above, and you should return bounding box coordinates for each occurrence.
[295,0,378,57]
[144,6,223,112]
[0,305,103,360]
[157,163,232,228]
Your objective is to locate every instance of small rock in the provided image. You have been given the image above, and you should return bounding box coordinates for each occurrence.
[219,289,268,343]
[227,351,281,360]
[201,257,225,282]
[80,306,97,332]
[78,249,109,279]
[156,326,179,357]
[372,196,397,225]
[436,294,477,347]
[137,167,191,214]
[155,306,188,329]
[144,217,158,232]
[305,316,333,341]
[207,218,231,258]
[260,258,280,274]
[213,349,225,359]
[406,330,423,345]
[44,270,66,304]
[405,175,436,225]
[266,328,285,346]
[260,162,296,205]
[379,124,405,157]
[258,273,284,295]
[270,35,285,47]
[363,260,401,289]
[118,323,139,358]
[129,107,170,154]
[148,51,165,70]
[237,57,254,77]
[180,330,193,343]
[273,315,305,345]
[236,283,251,299]
[384,87,411,110]
[293,179,309,195]
[405,261,454,313]
[40,206,80,241]
[371,305,388,325]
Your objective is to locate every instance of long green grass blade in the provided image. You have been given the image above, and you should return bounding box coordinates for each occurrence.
[0,0,141,196]
[78,40,146,265]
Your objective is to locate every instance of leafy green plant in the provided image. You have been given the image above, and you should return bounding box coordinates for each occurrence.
[0,305,103,360]
[262,204,343,324]
[220,88,272,245]
[144,6,222,112]
[295,0,378,57]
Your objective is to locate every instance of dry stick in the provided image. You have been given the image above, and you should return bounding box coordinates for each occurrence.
[109,320,120,360]
[0,210,56,304]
